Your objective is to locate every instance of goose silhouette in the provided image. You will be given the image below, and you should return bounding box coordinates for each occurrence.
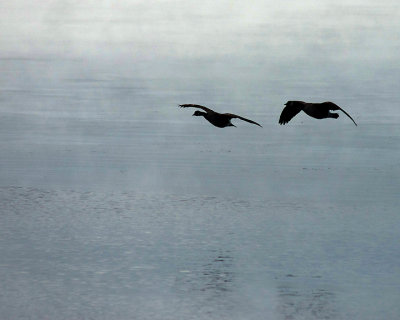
[179,104,262,128]
[279,101,357,126]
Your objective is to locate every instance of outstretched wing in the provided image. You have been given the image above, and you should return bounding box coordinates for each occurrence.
[323,102,357,126]
[224,113,262,127]
[179,104,214,113]
[279,103,303,125]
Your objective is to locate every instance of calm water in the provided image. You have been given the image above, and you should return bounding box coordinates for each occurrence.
[1,1,400,319]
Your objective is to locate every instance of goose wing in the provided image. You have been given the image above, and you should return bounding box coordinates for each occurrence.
[179,104,214,113]
[324,102,357,126]
[224,113,262,127]
[279,103,303,125]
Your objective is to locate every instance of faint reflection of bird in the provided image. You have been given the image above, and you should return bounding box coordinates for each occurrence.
[179,104,262,128]
[279,101,357,126]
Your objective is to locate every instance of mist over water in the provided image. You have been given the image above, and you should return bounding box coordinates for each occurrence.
[1,1,400,319]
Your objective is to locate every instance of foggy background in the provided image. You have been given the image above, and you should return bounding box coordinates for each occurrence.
[1,1,400,319]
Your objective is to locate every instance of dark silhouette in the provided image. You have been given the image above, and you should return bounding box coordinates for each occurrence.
[179,104,262,128]
[279,101,357,126]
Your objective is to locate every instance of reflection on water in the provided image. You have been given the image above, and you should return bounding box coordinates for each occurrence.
[277,275,337,320]
[201,251,234,295]
[174,250,235,318]
[176,250,234,295]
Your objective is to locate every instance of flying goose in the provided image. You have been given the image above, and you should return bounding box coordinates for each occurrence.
[179,104,262,128]
[279,101,357,126]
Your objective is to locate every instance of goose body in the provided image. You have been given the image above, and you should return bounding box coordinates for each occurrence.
[179,104,262,128]
[279,101,357,126]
